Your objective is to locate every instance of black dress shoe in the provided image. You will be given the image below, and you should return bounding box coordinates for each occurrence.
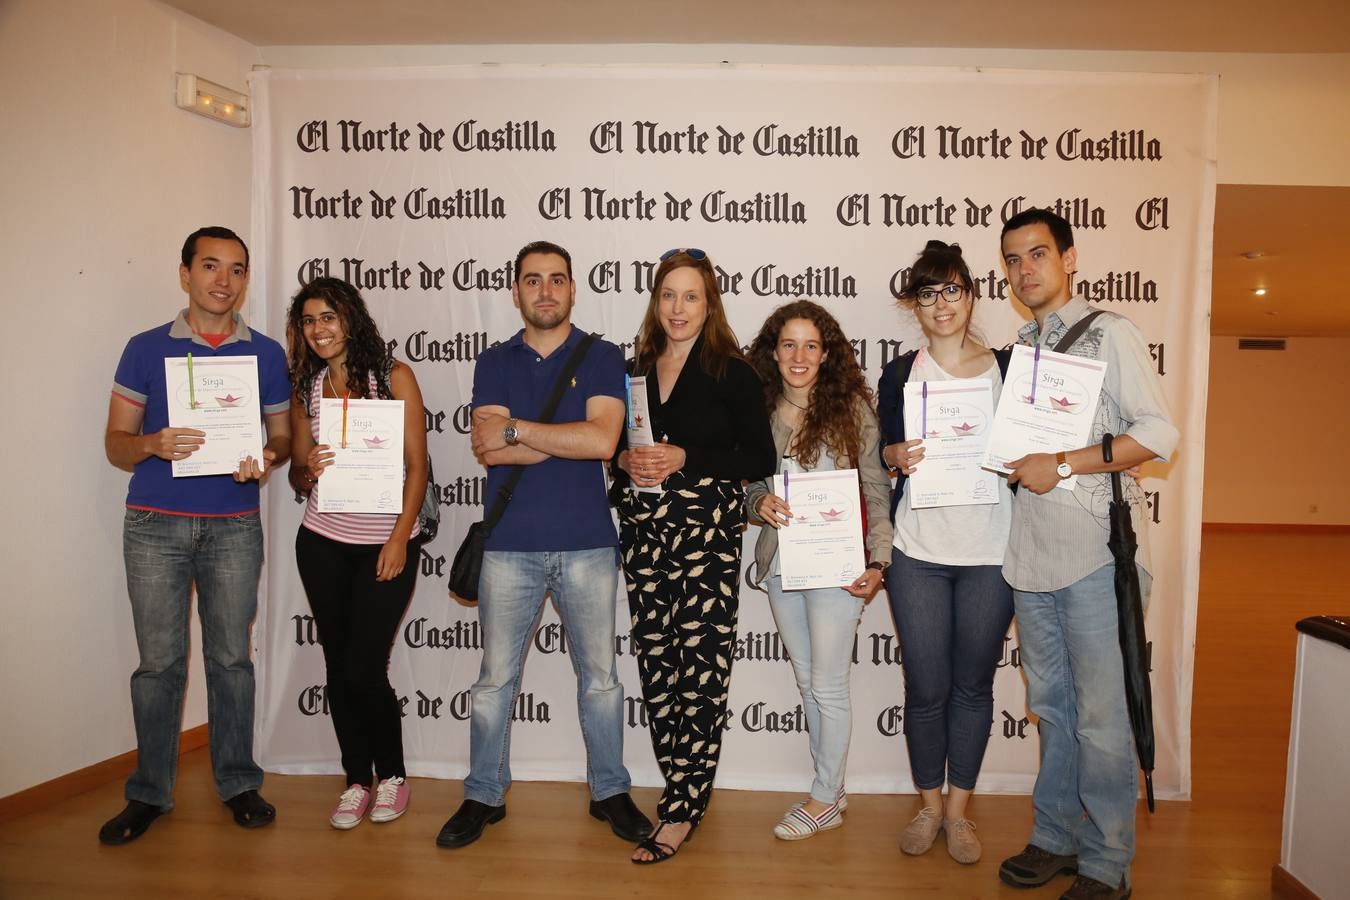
[436,799,505,849]
[589,793,654,843]
[98,800,165,845]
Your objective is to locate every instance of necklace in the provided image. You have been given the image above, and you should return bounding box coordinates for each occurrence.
[325,367,342,398]
[781,394,807,411]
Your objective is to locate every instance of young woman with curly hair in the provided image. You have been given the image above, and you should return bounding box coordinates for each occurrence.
[285,277,428,830]
[612,249,775,863]
[744,300,894,841]
[877,240,1014,865]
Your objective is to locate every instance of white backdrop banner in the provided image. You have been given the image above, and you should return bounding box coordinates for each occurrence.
[250,64,1215,799]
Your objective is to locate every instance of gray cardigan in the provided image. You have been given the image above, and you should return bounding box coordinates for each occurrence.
[744,402,895,590]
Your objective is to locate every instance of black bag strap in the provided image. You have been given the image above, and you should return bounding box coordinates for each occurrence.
[1052,309,1107,354]
[481,331,597,532]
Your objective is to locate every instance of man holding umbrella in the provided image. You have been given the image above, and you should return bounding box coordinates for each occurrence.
[997,209,1179,900]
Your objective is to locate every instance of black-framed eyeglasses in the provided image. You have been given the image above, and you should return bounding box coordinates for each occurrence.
[914,283,966,307]
[660,248,707,262]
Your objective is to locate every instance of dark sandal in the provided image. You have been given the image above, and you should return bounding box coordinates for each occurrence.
[631,822,693,865]
[225,790,276,829]
[632,835,678,865]
[98,800,164,845]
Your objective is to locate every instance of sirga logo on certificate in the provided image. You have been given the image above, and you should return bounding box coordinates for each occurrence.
[1015,369,1092,413]
[174,371,253,411]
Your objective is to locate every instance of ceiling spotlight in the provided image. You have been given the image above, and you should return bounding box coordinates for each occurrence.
[1252,288,1267,296]
[1240,250,1265,260]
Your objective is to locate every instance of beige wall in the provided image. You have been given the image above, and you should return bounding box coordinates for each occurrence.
[1204,337,1350,524]
[0,0,259,799]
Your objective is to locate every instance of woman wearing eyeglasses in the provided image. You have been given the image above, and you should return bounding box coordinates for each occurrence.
[613,249,776,864]
[877,240,1014,865]
[744,300,893,841]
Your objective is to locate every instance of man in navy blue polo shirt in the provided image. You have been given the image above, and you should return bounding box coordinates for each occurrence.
[100,227,291,845]
[436,241,651,849]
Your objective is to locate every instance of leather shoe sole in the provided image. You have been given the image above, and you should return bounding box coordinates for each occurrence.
[589,796,653,843]
[436,802,505,849]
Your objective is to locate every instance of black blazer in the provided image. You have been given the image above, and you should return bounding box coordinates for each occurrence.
[611,334,776,491]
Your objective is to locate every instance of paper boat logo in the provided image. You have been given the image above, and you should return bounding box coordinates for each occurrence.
[363,435,390,449]
[1049,395,1080,412]
[215,394,243,407]
[951,421,978,436]
[818,508,847,521]
[926,429,941,438]
[634,414,644,428]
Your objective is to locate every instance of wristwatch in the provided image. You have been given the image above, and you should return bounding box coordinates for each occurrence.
[866,561,888,572]
[502,419,520,446]
[1055,451,1073,480]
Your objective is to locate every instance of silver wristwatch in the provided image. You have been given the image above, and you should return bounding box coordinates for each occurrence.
[502,419,520,446]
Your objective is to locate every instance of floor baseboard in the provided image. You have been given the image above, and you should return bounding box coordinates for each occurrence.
[0,724,209,821]
[1271,863,1320,899]
[1203,522,1350,534]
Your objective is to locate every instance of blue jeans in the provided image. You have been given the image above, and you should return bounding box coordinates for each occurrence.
[767,577,864,804]
[1014,563,1151,889]
[886,548,1014,792]
[465,548,630,805]
[122,509,265,808]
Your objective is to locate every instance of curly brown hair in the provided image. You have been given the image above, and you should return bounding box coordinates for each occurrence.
[285,277,393,412]
[632,251,743,380]
[747,300,872,469]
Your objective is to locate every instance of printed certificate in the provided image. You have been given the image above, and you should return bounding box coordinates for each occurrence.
[902,378,1001,508]
[315,398,405,513]
[983,344,1107,492]
[163,356,264,478]
[775,468,865,590]
[624,375,660,494]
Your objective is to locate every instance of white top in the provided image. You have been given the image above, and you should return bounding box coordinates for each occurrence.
[893,349,1012,567]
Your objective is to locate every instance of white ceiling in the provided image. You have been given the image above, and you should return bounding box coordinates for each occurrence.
[161,0,1350,337]
[162,0,1350,51]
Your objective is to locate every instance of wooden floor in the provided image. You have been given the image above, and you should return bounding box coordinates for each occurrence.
[1,531,1345,898]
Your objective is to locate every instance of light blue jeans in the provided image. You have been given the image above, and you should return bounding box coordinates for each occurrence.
[766,576,865,804]
[122,509,265,809]
[1013,562,1152,889]
[465,548,630,806]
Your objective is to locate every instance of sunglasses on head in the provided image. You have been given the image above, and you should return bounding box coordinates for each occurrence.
[660,248,708,262]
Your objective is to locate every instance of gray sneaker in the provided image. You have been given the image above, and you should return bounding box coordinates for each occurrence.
[944,817,981,864]
[898,806,943,855]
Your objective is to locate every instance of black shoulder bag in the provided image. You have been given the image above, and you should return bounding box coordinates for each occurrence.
[448,332,597,602]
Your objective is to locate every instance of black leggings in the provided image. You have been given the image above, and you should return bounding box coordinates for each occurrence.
[295,526,418,788]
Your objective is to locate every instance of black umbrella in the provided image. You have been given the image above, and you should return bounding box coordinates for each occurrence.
[1102,433,1156,813]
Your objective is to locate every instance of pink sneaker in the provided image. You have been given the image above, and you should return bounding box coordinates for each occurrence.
[329,784,371,830]
[369,776,409,823]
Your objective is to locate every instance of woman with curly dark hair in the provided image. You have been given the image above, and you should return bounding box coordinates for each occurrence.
[285,276,428,831]
[877,240,1014,865]
[612,249,775,863]
[744,300,894,841]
